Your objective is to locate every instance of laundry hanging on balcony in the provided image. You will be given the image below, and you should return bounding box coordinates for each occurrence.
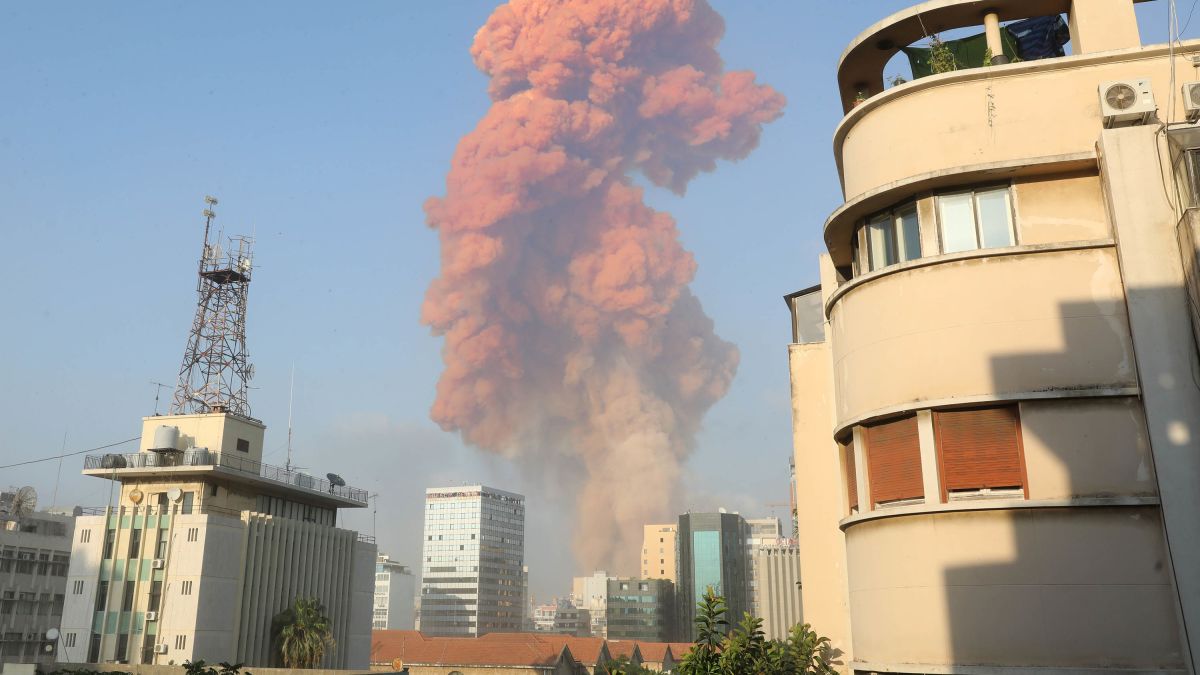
[902,29,1020,78]
[1007,15,1070,60]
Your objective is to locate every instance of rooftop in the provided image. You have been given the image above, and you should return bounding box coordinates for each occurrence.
[371,631,570,668]
[82,449,368,508]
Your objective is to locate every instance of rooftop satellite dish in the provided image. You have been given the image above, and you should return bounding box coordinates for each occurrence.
[167,488,183,502]
[45,628,60,641]
[326,473,346,488]
[10,486,37,519]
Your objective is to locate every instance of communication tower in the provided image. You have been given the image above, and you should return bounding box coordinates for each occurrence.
[170,196,256,417]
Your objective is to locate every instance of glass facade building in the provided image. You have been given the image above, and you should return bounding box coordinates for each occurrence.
[676,512,750,641]
[605,577,675,642]
[418,485,525,636]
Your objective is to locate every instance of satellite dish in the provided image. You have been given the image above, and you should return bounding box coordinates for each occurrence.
[167,488,183,502]
[326,473,346,488]
[45,628,60,641]
[10,487,36,519]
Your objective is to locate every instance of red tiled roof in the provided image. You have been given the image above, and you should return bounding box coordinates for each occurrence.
[635,642,671,661]
[606,641,640,659]
[524,635,608,665]
[371,630,569,668]
[666,642,696,659]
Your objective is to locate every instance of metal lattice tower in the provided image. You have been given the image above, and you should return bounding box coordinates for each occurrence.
[171,196,255,417]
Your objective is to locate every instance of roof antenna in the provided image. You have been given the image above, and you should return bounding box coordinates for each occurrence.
[150,381,171,416]
[286,363,295,473]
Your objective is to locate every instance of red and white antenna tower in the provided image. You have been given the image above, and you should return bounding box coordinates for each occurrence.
[170,195,255,417]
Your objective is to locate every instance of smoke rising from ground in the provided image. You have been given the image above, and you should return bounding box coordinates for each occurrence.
[423,0,784,572]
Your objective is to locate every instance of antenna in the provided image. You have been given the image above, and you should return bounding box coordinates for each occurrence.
[150,381,171,415]
[171,196,255,417]
[286,364,295,472]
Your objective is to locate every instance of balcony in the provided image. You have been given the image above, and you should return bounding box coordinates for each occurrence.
[82,450,368,506]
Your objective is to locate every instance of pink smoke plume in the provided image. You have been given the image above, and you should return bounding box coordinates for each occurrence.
[423,0,785,572]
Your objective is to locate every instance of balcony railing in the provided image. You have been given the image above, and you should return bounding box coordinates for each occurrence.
[83,450,368,504]
[77,503,244,518]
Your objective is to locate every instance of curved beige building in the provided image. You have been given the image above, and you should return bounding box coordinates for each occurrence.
[788,1,1200,673]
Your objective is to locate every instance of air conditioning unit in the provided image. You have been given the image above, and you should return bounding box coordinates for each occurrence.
[151,558,165,569]
[153,644,169,654]
[1185,82,1200,122]
[145,611,158,622]
[1100,79,1156,128]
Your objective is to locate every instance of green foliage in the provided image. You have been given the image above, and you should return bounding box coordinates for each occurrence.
[603,656,657,675]
[929,35,957,74]
[982,47,994,67]
[182,661,251,675]
[272,596,336,669]
[38,670,131,675]
[678,591,837,675]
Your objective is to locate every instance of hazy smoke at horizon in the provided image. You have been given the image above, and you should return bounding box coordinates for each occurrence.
[422,0,785,572]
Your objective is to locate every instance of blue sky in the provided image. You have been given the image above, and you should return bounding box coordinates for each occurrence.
[0,1,1182,599]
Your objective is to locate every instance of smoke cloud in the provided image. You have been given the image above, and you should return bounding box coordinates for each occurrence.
[423,0,784,573]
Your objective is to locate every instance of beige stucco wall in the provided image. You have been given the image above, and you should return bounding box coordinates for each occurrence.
[1020,397,1158,500]
[1013,171,1111,245]
[844,506,1183,670]
[837,46,1200,203]
[829,246,1136,429]
[140,413,266,462]
[641,524,678,583]
[789,335,852,671]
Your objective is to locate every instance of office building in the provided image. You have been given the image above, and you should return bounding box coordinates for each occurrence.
[787,1,1200,671]
[639,524,677,583]
[0,509,74,665]
[570,571,610,638]
[605,577,674,643]
[58,206,375,668]
[675,512,749,640]
[374,554,416,630]
[419,485,525,636]
[552,605,591,637]
[751,544,801,641]
[744,517,783,620]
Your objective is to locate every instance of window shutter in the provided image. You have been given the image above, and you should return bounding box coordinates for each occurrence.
[865,416,923,506]
[934,406,1026,498]
[841,438,858,513]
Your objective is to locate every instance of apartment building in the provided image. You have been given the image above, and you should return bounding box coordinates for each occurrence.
[639,524,677,583]
[788,0,1200,672]
[418,485,525,636]
[743,517,782,621]
[0,511,73,664]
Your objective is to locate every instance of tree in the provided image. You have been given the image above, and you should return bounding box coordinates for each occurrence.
[272,596,335,668]
[680,588,727,674]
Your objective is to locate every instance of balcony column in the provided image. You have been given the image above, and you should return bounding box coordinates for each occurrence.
[983,11,1009,65]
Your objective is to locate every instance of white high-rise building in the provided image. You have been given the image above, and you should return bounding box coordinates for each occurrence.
[373,554,415,630]
[418,485,525,636]
[745,517,784,619]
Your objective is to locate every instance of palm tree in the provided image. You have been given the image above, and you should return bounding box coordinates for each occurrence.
[272,596,335,668]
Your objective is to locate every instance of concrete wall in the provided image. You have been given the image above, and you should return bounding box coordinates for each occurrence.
[139,413,265,462]
[844,507,1183,670]
[752,546,802,642]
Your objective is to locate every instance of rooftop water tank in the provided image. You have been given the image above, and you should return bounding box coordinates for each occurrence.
[152,425,180,452]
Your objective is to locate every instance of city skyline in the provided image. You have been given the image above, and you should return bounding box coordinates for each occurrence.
[0,0,1184,604]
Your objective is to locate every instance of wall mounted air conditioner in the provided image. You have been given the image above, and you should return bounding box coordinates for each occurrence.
[151,558,165,569]
[1184,82,1200,122]
[145,611,158,622]
[153,644,169,654]
[1100,79,1156,128]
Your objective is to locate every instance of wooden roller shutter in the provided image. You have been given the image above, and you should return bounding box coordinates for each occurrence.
[865,415,923,507]
[840,437,858,514]
[934,406,1026,500]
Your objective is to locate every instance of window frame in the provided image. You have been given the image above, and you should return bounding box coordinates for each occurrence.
[933,405,1030,503]
[935,184,1018,254]
[855,200,921,275]
[863,414,924,509]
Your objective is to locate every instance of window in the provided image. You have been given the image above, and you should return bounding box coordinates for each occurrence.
[72,580,84,595]
[64,633,76,648]
[155,529,168,558]
[174,634,187,650]
[80,529,91,544]
[148,581,162,612]
[103,529,116,559]
[937,186,1016,253]
[181,492,194,515]
[116,632,129,661]
[128,528,142,559]
[122,580,135,611]
[236,438,250,453]
[862,202,921,272]
[88,633,101,663]
[210,484,218,497]
[840,436,858,515]
[95,581,108,612]
[864,415,924,508]
[934,406,1027,501]
[181,580,193,596]
[186,527,199,542]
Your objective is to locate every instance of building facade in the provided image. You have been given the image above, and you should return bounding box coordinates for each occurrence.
[551,605,591,637]
[744,517,783,620]
[59,413,375,668]
[0,511,73,664]
[675,512,749,641]
[751,544,801,641]
[605,577,674,643]
[639,524,677,583]
[374,554,415,631]
[571,571,610,638]
[419,485,525,637]
[788,0,1200,672]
